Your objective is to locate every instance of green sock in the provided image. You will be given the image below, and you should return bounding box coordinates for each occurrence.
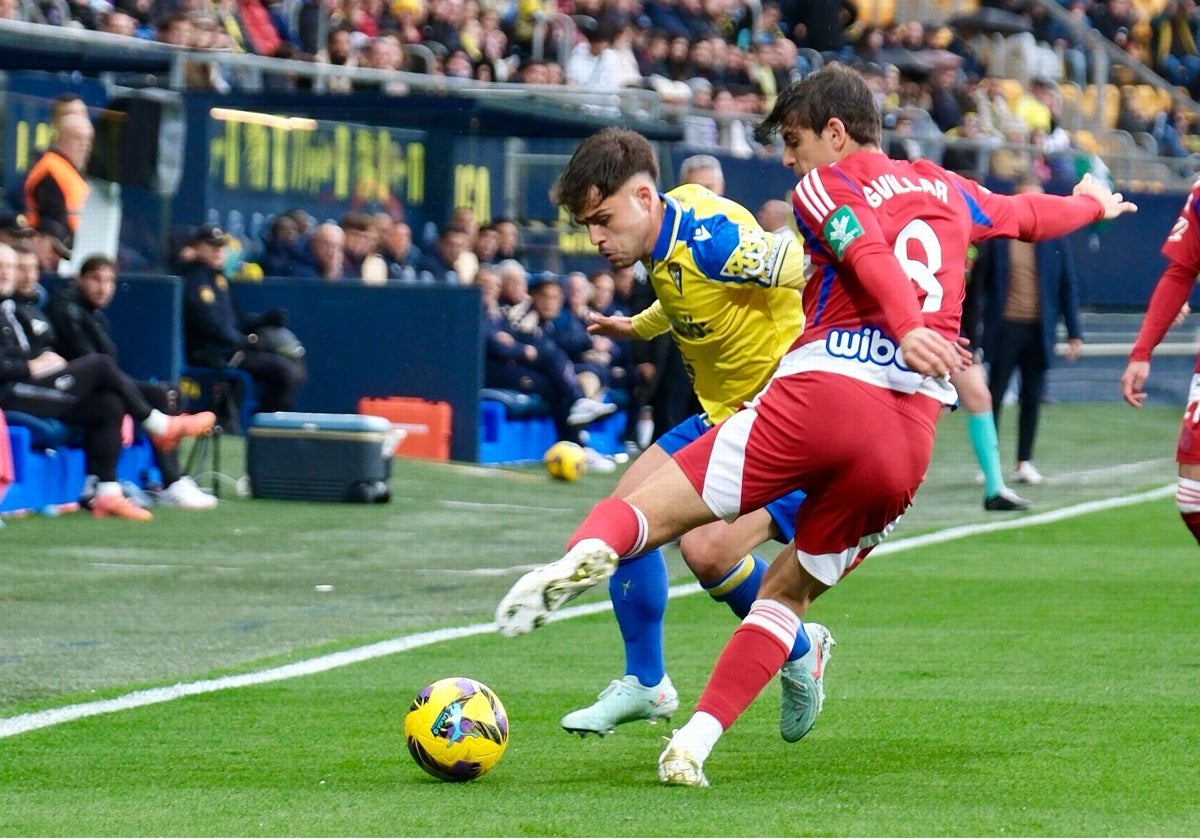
[967,411,1005,498]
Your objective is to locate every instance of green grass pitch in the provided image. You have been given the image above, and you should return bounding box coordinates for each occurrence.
[0,403,1197,836]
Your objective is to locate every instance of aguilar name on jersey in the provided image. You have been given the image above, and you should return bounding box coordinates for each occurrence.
[641,184,807,423]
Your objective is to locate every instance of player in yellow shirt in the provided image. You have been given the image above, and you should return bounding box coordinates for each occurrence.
[498,128,833,745]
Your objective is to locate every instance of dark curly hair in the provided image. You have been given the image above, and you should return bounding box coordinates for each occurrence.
[755,64,882,148]
[550,127,659,217]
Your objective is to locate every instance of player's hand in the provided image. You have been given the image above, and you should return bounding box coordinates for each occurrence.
[900,328,971,378]
[1120,360,1150,408]
[1066,337,1083,362]
[587,311,635,339]
[1072,172,1138,219]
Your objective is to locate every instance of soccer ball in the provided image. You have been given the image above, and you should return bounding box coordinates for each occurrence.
[544,440,587,481]
[404,677,509,782]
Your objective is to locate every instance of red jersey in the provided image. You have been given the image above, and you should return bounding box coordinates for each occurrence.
[1160,178,1200,272]
[783,151,1103,402]
[1128,179,1200,363]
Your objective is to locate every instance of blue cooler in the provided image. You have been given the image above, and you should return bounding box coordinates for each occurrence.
[247,412,397,502]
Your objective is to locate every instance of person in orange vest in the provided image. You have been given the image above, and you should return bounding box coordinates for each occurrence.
[23,112,94,242]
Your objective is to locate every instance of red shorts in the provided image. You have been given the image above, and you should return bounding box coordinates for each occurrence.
[673,372,941,585]
[1177,372,1200,464]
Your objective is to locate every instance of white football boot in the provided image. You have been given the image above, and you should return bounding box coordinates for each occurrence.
[658,737,710,788]
[495,539,619,637]
[778,622,835,742]
[561,675,679,735]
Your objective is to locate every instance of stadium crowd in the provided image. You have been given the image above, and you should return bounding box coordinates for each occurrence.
[3,0,1199,164]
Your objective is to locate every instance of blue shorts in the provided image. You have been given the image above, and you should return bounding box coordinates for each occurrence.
[656,413,805,544]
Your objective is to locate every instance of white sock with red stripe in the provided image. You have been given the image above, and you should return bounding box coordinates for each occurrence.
[695,599,799,730]
[566,497,649,558]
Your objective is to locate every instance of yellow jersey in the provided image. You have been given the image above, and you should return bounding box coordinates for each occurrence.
[630,184,806,423]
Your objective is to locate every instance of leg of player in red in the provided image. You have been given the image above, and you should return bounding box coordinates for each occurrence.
[657,374,940,786]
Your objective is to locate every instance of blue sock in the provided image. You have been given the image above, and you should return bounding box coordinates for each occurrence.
[609,548,668,687]
[968,411,1005,498]
[705,554,809,662]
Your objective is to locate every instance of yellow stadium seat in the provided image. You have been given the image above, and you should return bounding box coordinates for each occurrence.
[1072,128,1100,154]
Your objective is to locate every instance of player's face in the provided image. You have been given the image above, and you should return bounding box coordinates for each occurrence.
[780,121,839,177]
[576,180,656,270]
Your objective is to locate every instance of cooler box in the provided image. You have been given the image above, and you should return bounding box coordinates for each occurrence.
[247,412,396,503]
[357,397,452,461]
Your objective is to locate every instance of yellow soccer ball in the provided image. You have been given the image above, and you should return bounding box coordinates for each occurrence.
[543,440,588,481]
[404,677,509,782]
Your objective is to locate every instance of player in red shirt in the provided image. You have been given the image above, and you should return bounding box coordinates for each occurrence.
[1120,179,1200,544]
[496,65,1137,786]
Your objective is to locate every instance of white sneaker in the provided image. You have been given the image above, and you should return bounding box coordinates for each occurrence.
[779,622,835,743]
[658,737,709,787]
[561,675,679,735]
[567,397,618,427]
[583,447,617,474]
[159,476,218,510]
[1011,461,1045,485]
[495,538,619,637]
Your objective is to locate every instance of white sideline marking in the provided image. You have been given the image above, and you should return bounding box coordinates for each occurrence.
[0,484,1174,740]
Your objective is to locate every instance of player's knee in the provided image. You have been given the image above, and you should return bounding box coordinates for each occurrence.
[678,531,730,581]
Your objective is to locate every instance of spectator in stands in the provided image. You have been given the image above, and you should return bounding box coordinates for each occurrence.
[0,0,19,20]
[782,0,857,59]
[474,222,500,266]
[1092,0,1139,43]
[1153,105,1193,157]
[928,62,966,133]
[972,75,1014,136]
[677,153,725,194]
[99,8,140,36]
[340,211,388,283]
[885,111,923,161]
[23,111,93,243]
[356,31,409,95]
[316,24,359,93]
[0,243,216,520]
[568,17,629,88]
[415,224,470,284]
[288,222,350,281]
[45,255,218,509]
[942,111,993,176]
[480,264,617,443]
[259,213,304,277]
[1151,0,1200,97]
[13,243,47,308]
[381,220,422,282]
[496,258,530,311]
[493,219,523,263]
[181,223,307,413]
[448,207,480,284]
[976,178,1084,488]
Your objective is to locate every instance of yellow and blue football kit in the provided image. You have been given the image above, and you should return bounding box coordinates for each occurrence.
[631,183,806,424]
